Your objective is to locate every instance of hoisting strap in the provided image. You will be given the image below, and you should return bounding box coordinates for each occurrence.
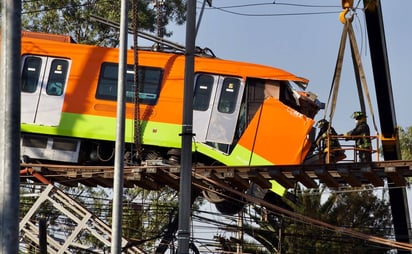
[323,20,349,124]
[347,20,379,132]
[324,16,378,133]
[350,40,366,114]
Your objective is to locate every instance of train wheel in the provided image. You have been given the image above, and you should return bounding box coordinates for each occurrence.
[143,149,163,160]
[167,148,181,165]
[200,161,246,215]
[202,187,244,215]
[214,198,244,215]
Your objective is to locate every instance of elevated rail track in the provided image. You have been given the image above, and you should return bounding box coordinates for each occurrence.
[21,160,412,191]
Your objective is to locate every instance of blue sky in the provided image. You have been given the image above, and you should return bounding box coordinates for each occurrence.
[155,0,412,136]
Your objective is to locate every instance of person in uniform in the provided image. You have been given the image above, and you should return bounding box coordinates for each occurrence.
[315,119,345,163]
[344,111,372,162]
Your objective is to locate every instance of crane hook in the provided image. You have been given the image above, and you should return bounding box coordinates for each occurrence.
[341,0,354,9]
[340,0,354,24]
[339,9,349,24]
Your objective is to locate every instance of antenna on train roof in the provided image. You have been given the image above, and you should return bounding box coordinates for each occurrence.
[90,14,216,57]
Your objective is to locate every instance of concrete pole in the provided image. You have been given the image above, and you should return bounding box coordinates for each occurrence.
[110,0,128,252]
[177,0,196,253]
[0,1,21,254]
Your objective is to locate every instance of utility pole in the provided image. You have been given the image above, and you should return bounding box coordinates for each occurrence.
[0,1,21,253]
[111,0,128,252]
[236,211,243,253]
[155,0,165,38]
[177,0,196,253]
[362,1,412,252]
[154,0,165,50]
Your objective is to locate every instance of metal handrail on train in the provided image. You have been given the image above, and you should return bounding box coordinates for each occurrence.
[325,134,380,163]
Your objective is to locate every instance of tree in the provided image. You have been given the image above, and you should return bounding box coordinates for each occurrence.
[21,0,187,47]
[287,187,392,254]
[399,126,412,160]
[110,186,181,252]
[230,186,393,254]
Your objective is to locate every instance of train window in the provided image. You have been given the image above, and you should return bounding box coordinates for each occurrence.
[279,82,300,111]
[21,57,42,93]
[46,60,69,96]
[193,74,214,111]
[96,62,163,105]
[218,78,240,114]
[244,79,265,124]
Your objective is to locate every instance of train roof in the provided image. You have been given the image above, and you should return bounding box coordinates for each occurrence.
[21,31,309,89]
[22,30,74,43]
[195,56,309,88]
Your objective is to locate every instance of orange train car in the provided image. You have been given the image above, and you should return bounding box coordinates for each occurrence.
[20,31,322,169]
[19,31,324,213]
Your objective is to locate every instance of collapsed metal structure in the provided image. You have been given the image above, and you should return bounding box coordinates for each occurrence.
[19,184,146,254]
[19,159,412,252]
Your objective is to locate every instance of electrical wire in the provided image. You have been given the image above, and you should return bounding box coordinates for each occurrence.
[199,1,340,9]
[210,7,340,17]
[22,0,346,18]
[202,1,344,17]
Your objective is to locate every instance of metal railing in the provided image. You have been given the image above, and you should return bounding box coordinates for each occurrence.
[324,134,380,163]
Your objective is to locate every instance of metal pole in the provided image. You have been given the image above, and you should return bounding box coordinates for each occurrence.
[237,211,243,253]
[363,1,412,251]
[39,214,47,254]
[111,0,128,252]
[177,0,196,253]
[0,1,21,254]
[195,0,207,37]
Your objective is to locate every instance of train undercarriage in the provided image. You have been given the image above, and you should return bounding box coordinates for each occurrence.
[20,132,296,215]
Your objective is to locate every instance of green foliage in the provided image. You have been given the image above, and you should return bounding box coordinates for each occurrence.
[120,186,180,251]
[240,186,392,254]
[19,182,187,251]
[21,0,187,47]
[399,126,412,160]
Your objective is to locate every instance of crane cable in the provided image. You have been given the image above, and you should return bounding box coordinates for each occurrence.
[324,10,378,133]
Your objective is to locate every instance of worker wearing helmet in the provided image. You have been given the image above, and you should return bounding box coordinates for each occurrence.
[344,111,372,162]
[314,119,345,163]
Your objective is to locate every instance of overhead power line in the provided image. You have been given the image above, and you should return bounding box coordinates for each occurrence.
[22,1,344,18]
[211,2,340,9]
[202,1,344,17]
[214,9,341,17]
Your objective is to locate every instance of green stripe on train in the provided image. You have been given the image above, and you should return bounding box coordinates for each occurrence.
[21,112,285,195]
[21,112,181,147]
[195,143,286,196]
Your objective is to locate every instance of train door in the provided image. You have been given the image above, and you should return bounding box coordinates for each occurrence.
[21,55,71,126]
[193,73,244,146]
